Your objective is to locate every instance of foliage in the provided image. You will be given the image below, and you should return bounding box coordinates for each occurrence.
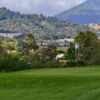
[64,46,75,60]
[30,60,61,69]
[0,7,97,40]
[0,36,5,42]
[30,61,44,69]
[66,60,76,67]
[4,43,14,51]
[45,45,57,61]
[65,59,86,67]
[24,33,39,51]
[25,33,36,44]
[45,60,61,68]
[0,54,28,72]
[77,59,86,66]
[75,30,99,65]
[17,40,28,48]
[0,45,3,55]
[32,45,57,62]
[75,30,97,49]
[56,49,65,54]
[85,41,100,65]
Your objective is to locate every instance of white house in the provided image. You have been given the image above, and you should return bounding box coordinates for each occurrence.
[56,54,64,59]
[36,42,42,46]
[59,42,70,47]
[42,43,48,46]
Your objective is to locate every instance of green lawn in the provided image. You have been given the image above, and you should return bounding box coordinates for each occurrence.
[0,66,100,100]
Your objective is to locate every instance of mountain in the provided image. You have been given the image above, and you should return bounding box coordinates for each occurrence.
[55,0,100,24]
[0,7,97,40]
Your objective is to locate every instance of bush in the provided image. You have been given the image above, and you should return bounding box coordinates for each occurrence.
[45,61,61,68]
[0,54,28,72]
[66,60,76,67]
[30,61,45,69]
[77,59,86,66]
[65,59,86,67]
[30,60,61,69]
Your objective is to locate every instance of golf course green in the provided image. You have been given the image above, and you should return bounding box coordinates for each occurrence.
[0,66,100,100]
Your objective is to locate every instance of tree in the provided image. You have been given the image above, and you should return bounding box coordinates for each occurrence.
[5,43,14,51]
[75,30,99,64]
[82,39,100,65]
[0,45,4,55]
[24,33,36,45]
[45,45,57,61]
[75,30,97,50]
[17,40,28,49]
[32,45,57,62]
[24,33,39,51]
[64,46,75,60]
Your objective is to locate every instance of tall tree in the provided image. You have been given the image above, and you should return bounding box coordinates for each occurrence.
[24,33,38,51]
[0,45,3,55]
[75,30,98,64]
[24,33,36,45]
[75,30,97,49]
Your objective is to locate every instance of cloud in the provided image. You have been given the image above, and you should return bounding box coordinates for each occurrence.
[74,0,86,5]
[0,0,86,16]
[55,1,70,11]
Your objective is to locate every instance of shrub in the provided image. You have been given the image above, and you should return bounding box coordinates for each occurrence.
[0,54,28,72]
[29,60,61,69]
[66,60,76,67]
[77,59,86,66]
[30,61,45,69]
[45,61,61,68]
[65,59,86,67]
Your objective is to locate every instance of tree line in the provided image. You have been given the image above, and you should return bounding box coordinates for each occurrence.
[0,31,100,72]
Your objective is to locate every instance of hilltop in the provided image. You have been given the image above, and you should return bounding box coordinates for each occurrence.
[0,7,97,40]
[55,0,100,24]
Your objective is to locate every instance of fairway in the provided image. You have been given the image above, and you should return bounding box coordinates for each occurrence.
[0,67,100,100]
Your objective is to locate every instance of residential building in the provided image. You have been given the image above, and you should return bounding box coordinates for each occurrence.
[47,43,53,45]
[53,42,59,46]
[56,53,64,59]
[59,42,70,47]
[36,42,42,46]
[42,43,48,46]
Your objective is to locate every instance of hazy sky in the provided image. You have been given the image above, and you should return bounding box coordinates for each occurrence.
[0,0,86,16]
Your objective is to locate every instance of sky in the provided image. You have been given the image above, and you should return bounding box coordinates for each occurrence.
[0,0,86,16]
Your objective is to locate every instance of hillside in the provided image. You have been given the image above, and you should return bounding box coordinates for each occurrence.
[0,7,97,40]
[55,0,100,24]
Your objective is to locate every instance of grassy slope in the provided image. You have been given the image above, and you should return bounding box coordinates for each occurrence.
[0,67,100,100]
[56,0,100,19]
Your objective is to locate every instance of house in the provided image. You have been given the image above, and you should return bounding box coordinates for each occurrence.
[65,39,74,42]
[42,43,48,46]
[59,43,65,46]
[47,43,53,45]
[53,42,59,46]
[56,53,64,59]
[36,42,42,46]
[64,43,70,46]
[59,42,70,47]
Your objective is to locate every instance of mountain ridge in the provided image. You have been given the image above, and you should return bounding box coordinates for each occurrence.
[55,0,100,24]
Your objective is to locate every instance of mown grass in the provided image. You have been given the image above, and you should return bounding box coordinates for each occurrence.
[0,66,100,100]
